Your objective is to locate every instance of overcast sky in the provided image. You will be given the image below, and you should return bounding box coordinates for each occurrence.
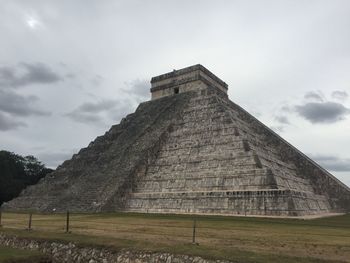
[1,0,350,186]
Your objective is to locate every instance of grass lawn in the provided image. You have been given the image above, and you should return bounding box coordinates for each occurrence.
[0,245,46,263]
[1,212,350,263]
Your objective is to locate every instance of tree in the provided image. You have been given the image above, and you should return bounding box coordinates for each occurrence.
[0,150,54,206]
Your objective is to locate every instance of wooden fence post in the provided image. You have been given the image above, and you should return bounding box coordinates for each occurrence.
[27,213,32,231]
[65,210,70,233]
[192,218,197,244]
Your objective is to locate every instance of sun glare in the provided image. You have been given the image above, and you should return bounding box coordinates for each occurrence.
[25,16,42,29]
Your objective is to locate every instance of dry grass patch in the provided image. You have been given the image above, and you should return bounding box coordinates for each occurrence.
[1,212,350,263]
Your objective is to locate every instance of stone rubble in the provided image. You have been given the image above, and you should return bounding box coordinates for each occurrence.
[0,234,233,263]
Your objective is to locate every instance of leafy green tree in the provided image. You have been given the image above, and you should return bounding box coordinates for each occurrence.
[0,150,54,206]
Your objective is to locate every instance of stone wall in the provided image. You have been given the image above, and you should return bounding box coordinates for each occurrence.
[0,234,231,263]
[127,189,329,217]
[150,65,228,100]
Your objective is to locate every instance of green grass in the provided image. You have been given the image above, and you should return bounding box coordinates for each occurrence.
[1,212,350,263]
[0,246,45,263]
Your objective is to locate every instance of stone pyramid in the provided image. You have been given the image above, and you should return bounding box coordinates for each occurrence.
[3,65,350,217]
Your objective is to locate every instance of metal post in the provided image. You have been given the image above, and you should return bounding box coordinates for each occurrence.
[65,210,70,233]
[192,218,197,244]
[28,213,32,230]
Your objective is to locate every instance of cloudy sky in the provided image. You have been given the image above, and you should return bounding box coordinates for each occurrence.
[1,0,350,186]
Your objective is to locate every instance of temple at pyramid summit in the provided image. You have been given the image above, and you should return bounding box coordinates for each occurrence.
[3,64,350,217]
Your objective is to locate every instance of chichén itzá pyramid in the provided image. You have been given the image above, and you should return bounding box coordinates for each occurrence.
[3,64,350,217]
